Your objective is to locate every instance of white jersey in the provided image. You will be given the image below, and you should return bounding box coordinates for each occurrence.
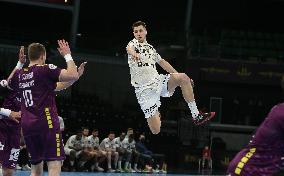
[127,38,162,87]
[122,138,136,152]
[99,138,116,151]
[64,135,83,150]
[58,116,64,131]
[113,137,124,148]
[81,136,90,148]
[87,135,100,149]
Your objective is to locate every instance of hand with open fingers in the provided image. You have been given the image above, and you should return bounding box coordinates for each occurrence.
[78,62,87,77]
[57,39,71,56]
[133,52,140,61]
[9,111,21,123]
[19,46,26,64]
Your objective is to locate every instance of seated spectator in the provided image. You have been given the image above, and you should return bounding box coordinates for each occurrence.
[64,130,84,171]
[122,134,140,172]
[113,132,127,172]
[86,129,106,172]
[136,134,167,173]
[99,131,119,172]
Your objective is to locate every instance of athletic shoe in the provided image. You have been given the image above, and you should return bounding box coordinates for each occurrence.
[193,112,215,125]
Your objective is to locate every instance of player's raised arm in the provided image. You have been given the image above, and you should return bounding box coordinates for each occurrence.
[57,39,79,82]
[6,46,26,85]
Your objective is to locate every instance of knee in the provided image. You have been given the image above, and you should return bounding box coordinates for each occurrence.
[179,73,191,85]
[150,125,161,135]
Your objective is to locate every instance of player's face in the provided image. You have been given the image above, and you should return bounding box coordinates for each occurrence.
[127,129,133,135]
[133,25,147,43]
[108,133,115,141]
[83,129,89,136]
[92,131,98,137]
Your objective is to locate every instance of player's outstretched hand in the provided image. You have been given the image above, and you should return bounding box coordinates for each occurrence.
[57,39,71,57]
[78,62,87,77]
[132,52,140,61]
[9,111,21,123]
[18,46,26,64]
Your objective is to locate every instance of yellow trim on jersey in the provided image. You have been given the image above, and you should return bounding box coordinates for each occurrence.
[44,107,53,128]
[56,133,61,157]
[234,148,256,175]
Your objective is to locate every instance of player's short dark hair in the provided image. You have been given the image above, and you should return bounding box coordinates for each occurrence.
[109,131,115,135]
[132,21,146,30]
[127,128,133,131]
[92,128,98,133]
[81,126,89,131]
[28,43,46,61]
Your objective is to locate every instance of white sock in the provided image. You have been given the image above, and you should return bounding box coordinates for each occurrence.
[134,163,138,170]
[70,161,74,166]
[108,162,111,169]
[95,162,99,167]
[188,100,199,119]
[124,162,129,170]
[118,161,122,169]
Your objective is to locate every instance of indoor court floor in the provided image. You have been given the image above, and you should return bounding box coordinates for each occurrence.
[13,170,228,176]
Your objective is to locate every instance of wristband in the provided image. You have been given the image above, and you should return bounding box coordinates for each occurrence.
[0,108,11,117]
[16,61,24,69]
[64,54,73,62]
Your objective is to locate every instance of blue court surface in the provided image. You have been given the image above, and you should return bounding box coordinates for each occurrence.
[14,170,228,176]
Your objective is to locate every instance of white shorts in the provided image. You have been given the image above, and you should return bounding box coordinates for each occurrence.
[134,74,173,118]
[64,147,82,158]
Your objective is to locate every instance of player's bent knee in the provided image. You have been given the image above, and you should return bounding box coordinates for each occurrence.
[180,73,191,84]
[150,125,161,134]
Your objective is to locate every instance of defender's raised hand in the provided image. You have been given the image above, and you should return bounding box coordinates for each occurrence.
[78,62,87,77]
[57,39,71,57]
[18,46,26,64]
